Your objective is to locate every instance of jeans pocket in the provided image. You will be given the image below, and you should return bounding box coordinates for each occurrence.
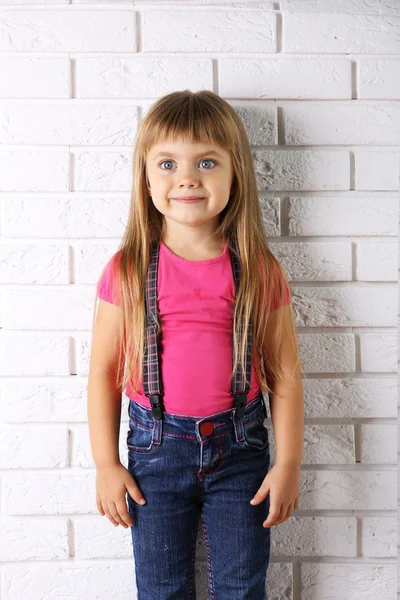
[243,415,270,451]
[126,418,161,455]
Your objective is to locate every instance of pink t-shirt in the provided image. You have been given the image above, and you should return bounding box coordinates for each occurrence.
[97,240,291,417]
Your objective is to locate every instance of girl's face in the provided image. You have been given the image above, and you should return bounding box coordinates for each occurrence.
[145,138,233,235]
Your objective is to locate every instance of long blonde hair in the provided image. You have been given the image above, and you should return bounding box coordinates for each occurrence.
[92,90,302,398]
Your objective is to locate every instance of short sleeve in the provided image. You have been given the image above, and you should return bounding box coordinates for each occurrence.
[97,254,121,306]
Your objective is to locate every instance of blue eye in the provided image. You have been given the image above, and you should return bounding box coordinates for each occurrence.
[159,160,174,170]
[199,159,216,169]
[159,158,217,170]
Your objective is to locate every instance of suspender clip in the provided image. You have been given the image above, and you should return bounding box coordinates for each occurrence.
[149,395,163,420]
[233,393,247,419]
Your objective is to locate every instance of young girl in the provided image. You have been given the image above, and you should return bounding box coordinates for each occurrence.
[88,90,304,599]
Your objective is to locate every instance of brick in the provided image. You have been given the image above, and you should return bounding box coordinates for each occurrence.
[288,196,398,236]
[302,378,397,419]
[75,57,212,98]
[3,289,98,330]
[355,150,399,190]
[300,470,396,510]
[0,427,68,468]
[300,563,396,600]
[74,151,132,191]
[1,381,90,423]
[78,242,123,285]
[0,520,69,562]
[361,516,397,557]
[360,333,397,372]
[75,516,132,559]
[0,9,136,52]
[357,241,398,281]
[260,197,280,236]
[283,102,400,145]
[360,424,397,464]
[0,334,70,376]
[232,103,277,145]
[359,59,400,99]
[2,564,133,600]
[4,471,95,514]
[298,333,355,373]
[0,57,69,98]
[284,12,400,53]
[273,516,357,557]
[269,424,355,464]
[0,104,138,145]
[72,422,130,469]
[280,0,399,13]
[252,149,350,191]
[0,0,69,3]
[0,150,69,192]
[269,241,352,282]
[143,9,276,52]
[2,195,129,238]
[220,58,351,99]
[293,286,397,327]
[0,244,69,284]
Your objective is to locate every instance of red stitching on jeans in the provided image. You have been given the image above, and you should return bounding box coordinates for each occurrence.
[163,431,198,440]
[197,436,225,477]
[201,507,216,600]
[128,417,153,429]
[188,509,200,600]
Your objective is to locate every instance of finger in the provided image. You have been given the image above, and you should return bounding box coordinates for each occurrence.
[115,500,133,528]
[250,484,270,506]
[290,498,298,515]
[274,504,288,525]
[96,493,105,516]
[107,502,127,527]
[274,502,293,525]
[263,502,282,527]
[127,485,147,506]
[104,503,120,527]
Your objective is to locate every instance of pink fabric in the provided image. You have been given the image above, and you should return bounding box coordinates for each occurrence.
[97,241,291,417]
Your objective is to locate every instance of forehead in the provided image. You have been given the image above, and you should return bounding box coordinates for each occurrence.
[148,138,228,160]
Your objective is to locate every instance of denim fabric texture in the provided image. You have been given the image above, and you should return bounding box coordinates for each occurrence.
[126,392,271,599]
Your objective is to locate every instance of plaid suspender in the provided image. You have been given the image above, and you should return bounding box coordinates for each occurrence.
[142,236,252,420]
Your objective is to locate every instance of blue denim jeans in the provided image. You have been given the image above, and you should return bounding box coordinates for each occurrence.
[126,392,271,600]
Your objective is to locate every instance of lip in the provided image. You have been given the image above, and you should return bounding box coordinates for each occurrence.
[171,197,205,203]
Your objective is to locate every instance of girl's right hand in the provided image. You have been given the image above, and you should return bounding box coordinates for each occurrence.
[96,462,146,528]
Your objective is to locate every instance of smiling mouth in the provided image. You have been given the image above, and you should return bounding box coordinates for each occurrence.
[171,197,205,203]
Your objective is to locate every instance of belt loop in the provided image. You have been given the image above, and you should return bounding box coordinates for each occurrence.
[233,407,245,443]
[261,395,267,418]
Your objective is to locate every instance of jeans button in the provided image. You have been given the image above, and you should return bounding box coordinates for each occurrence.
[199,422,214,436]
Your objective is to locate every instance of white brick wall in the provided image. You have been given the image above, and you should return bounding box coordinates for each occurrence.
[0,1,398,599]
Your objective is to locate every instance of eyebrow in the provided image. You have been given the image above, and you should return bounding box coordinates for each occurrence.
[151,149,224,160]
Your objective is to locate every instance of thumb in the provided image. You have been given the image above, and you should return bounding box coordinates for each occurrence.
[126,481,147,506]
[250,481,270,506]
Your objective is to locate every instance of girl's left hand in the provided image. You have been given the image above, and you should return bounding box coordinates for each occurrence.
[250,463,300,528]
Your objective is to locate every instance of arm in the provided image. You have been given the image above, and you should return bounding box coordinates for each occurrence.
[270,338,304,467]
[88,285,147,529]
[251,304,304,527]
[87,299,125,468]
[268,305,304,468]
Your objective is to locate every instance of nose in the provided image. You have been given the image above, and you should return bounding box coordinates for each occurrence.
[177,168,201,187]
